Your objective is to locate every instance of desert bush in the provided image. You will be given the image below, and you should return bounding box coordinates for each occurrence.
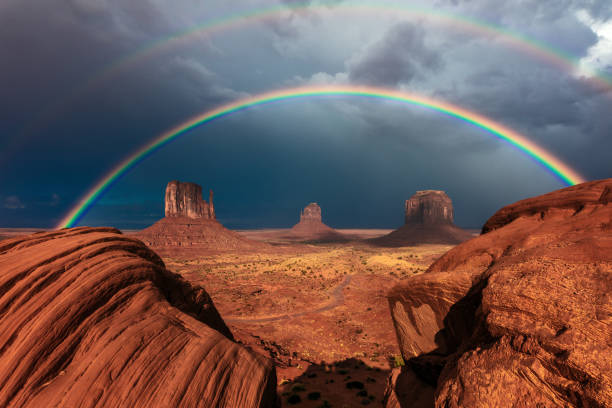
[291,384,306,393]
[307,392,321,400]
[346,381,364,389]
[287,394,301,404]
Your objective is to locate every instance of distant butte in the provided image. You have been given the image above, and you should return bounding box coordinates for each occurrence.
[165,180,215,219]
[372,190,473,246]
[135,181,265,252]
[288,202,346,242]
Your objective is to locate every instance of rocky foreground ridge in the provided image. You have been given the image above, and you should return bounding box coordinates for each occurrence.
[373,190,473,246]
[0,228,277,407]
[385,179,612,407]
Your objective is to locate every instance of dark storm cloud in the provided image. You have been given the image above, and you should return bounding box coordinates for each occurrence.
[347,22,443,86]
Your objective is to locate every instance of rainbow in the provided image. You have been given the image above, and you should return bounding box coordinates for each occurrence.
[9,2,612,167]
[57,85,586,229]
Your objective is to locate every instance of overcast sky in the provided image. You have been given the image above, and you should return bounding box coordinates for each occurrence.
[1,0,611,229]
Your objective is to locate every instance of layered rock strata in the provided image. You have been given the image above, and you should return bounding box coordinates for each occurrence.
[0,227,277,407]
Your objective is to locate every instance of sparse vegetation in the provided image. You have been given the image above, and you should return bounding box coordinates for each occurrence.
[307,392,321,400]
[291,384,306,393]
[346,381,364,390]
[287,394,301,404]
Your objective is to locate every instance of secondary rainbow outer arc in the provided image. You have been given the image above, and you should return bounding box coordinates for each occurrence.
[57,85,586,229]
[97,2,612,91]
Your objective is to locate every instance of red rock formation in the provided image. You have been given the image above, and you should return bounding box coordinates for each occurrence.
[373,190,473,246]
[288,203,346,242]
[385,179,612,407]
[0,227,277,407]
[136,217,266,251]
[405,190,454,225]
[136,181,265,251]
[300,202,323,223]
[165,180,215,219]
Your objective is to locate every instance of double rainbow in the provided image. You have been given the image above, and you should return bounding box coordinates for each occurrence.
[9,2,612,167]
[57,85,586,229]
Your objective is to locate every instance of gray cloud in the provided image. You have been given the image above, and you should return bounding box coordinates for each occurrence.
[4,196,25,209]
[439,0,612,21]
[347,22,443,86]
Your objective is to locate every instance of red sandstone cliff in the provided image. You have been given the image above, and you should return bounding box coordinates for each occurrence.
[0,227,277,407]
[384,179,612,407]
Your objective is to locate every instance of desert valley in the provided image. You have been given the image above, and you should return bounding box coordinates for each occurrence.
[4,1,612,406]
[0,179,610,407]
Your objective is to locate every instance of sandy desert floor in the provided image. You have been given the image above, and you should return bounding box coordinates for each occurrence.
[162,231,453,407]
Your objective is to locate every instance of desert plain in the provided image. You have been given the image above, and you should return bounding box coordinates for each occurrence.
[163,234,454,407]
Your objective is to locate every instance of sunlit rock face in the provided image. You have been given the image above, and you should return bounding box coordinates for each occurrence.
[299,202,323,223]
[165,180,215,219]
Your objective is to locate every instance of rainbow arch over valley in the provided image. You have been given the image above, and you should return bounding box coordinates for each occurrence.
[57,85,586,229]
